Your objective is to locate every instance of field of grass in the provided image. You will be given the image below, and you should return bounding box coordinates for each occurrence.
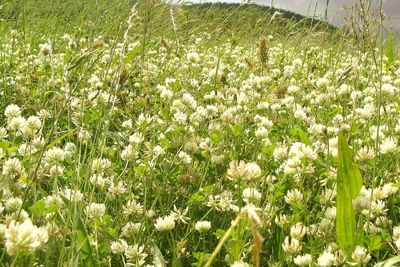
[0,0,399,266]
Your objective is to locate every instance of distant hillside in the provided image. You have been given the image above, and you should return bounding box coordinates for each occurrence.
[177,2,338,45]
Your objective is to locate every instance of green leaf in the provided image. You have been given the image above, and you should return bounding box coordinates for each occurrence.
[60,196,95,267]
[188,192,205,206]
[336,132,363,255]
[151,244,167,267]
[124,44,146,64]
[76,215,96,267]
[384,33,396,67]
[225,238,245,264]
[29,201,57,216]
[374,255,400,267]
[364,235,382,251]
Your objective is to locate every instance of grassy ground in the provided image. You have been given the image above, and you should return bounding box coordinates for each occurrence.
[0,1,399,266]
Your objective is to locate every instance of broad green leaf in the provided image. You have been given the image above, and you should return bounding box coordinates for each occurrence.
[30,201,57,216]
[188,192,205,206]
[336,132,363,255]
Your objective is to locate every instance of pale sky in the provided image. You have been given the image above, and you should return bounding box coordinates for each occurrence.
[170,0,400,32]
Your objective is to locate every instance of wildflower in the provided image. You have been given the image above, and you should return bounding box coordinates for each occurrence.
[242,188,262,203]
[282,236,302,254]
[317,251,336,267]
[351,246,371,264]
[290,222,307,240]
[4,104,21,120]
[284,189,303,205]
[122,222,141,237]
[61,188,84,202]
[246,162,262,179]
[294,254,313,266]
[5,197,23,212]
[2,158,24,176]
[187,52,200,64]
[227,160,249,181]
[178,151,192,164]
[380,137,397,154]
[125,244,147,265]
[110,239,128,254]
[231,261,249,267]
[123,199,144,217]
[170,206,190,224]
[154,215,175,232]
[85,203,106,219]
[195,221,211,232]
[5,219,47,255]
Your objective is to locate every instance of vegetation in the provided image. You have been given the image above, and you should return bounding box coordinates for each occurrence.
[0,0,399,266]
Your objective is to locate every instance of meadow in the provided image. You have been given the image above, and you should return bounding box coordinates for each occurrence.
[0,0,399,266]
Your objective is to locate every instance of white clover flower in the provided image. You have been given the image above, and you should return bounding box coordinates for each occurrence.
[2,158,24,176]
[91,158,111,173]
[351,246,371,264]
[195,221,211,232]
[227,160,249,181]
[178,151,192,164]
[255,126,268,139]
[121,144,139,161]
[85,203,106,219]
[5,197,23,212]
[39,42,52,56]
[122,222,141,237]
[380,137,398,154]
[290,222,307,240]
[89,174,109,189]
[282,236,302,254]
[61,188,84,202]
[356,146,375,161]
[293,254,313,266]
[284,189,303,205]
[5,219,47,255]
[26,116,42,130]
[123,199,144,217]
[273,144,288,161]
[77,128,91,143]
[121,119,133,130]
[64,142,76,158]
[242,188,262,203]
[184,141,198,153]
[154,215,175,232]
[129,132,144,144]
[43,147,65,165]
[18,144,37,156]
[230,261,249,267]
[125,244,147,265]
[0,127,8,140]
[324,206,336,221]
[49,165,64,177]
[317,251,336,267]
[111,239,128,254]
[7,117,26,132]
[246,162,262,179]
[186,51,200,63]
[4,104,21,119]
[108,181,127,196]
[173,111,187,124]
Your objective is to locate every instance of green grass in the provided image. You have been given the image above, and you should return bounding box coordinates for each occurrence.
[0,0,399,266]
